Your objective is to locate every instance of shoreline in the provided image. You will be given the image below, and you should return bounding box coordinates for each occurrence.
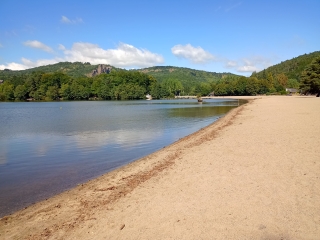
[1,96,319,239]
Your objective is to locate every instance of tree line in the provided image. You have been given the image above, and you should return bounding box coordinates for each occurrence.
[0,70,212,101]
[212,73,299,96]
[0,56,319,101]
[0,71,156,101]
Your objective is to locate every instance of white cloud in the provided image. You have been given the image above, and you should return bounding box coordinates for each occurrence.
[61,16,83,24]
[0,62,28,70]
[238,56,272,73]
[61,16,71,24]
[223,56,273,73]
[23,40,53,53]
[226,2,242,12]
[237,65,259,72]
[0,42,164,70]
[236,58,259,72]
[225,60,238,68]
[63,42,164,68]
[21,57,60,68]
[58,44,66,50]
[171,44,215,64]
[0,58,61,70]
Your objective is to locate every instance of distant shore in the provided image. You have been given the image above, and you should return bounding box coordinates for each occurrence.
[1,95,319,239]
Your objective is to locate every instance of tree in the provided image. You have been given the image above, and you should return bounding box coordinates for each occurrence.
[264,72,275,91]
[30,85,47,100]
[275,73,288,88]
[258,79,272,94]
[214,83,228,96]
[287,79,299,89]
[150,83,168,99]
[197,83,212,96]
[245,77,259,96]
[0,82,15,100]
[233,77,247,95]
[25,71,44,96]
[14,85,28,100]
[300,57,320,95]
[46,86,60,100]
[162,79,183,96]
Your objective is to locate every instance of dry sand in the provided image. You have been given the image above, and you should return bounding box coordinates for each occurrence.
[1,96,319,240]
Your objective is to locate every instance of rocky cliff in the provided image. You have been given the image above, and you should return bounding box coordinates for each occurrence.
[88,64,112,77]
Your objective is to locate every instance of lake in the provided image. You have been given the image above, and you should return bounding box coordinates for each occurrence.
[0,99,239,217]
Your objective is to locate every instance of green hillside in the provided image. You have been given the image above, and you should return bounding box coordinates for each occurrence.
[0,62,121,79]
[136,66,238,85]
[0,62,237,83]
[253,51,320,81]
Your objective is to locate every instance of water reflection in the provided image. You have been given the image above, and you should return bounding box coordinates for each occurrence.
[168,105,235,118]
[0,146,6,165]
[72,129,163,150]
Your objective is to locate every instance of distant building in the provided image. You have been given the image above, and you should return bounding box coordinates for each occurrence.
[0,80,4,84]
[285,88,299,94]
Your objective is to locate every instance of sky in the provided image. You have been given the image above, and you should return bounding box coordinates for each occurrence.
[0,0,319,76]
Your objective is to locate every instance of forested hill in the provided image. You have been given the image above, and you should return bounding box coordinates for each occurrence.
[0,62,239,101]
[0,62,238,82]
[252,51,320,81]
[0,62,120,78]
[136,66,238,84]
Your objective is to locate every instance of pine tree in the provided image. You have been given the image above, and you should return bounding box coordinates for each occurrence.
[300,57,320,96]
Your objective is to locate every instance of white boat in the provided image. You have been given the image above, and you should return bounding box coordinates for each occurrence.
[146,94,152,100]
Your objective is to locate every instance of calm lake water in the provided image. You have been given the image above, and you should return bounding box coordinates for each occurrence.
[0,99,239,217]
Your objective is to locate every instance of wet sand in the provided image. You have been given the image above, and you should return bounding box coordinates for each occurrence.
[1,96,319,239]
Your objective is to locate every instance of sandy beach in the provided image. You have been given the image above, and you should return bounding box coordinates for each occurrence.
[1,96,319,239]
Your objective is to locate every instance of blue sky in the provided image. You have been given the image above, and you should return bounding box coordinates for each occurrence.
[0,0,319,75]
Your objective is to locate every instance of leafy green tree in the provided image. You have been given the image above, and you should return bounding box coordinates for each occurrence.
[300,57,320,95]
[162,79,183,96]
[14,85,28,100]
[29,86,45,100]
[266,72,274,89]
[233,77,247,95]
[275,73,288,88]
[25,71,44,97]
[6,75,25,87]
[99,83,113,99]
[245,77,260,95]
[198,83,212,96]
[258,79,271,94]
[46,86,60,100]
[0,82,15,100]
[150,83,168,99]
[91,77,102,98]
[59,83,72,100]
[287,79,299,89]
[214,83,228,96]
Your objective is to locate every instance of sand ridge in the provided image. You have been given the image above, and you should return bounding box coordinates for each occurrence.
[1,96,319,239]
